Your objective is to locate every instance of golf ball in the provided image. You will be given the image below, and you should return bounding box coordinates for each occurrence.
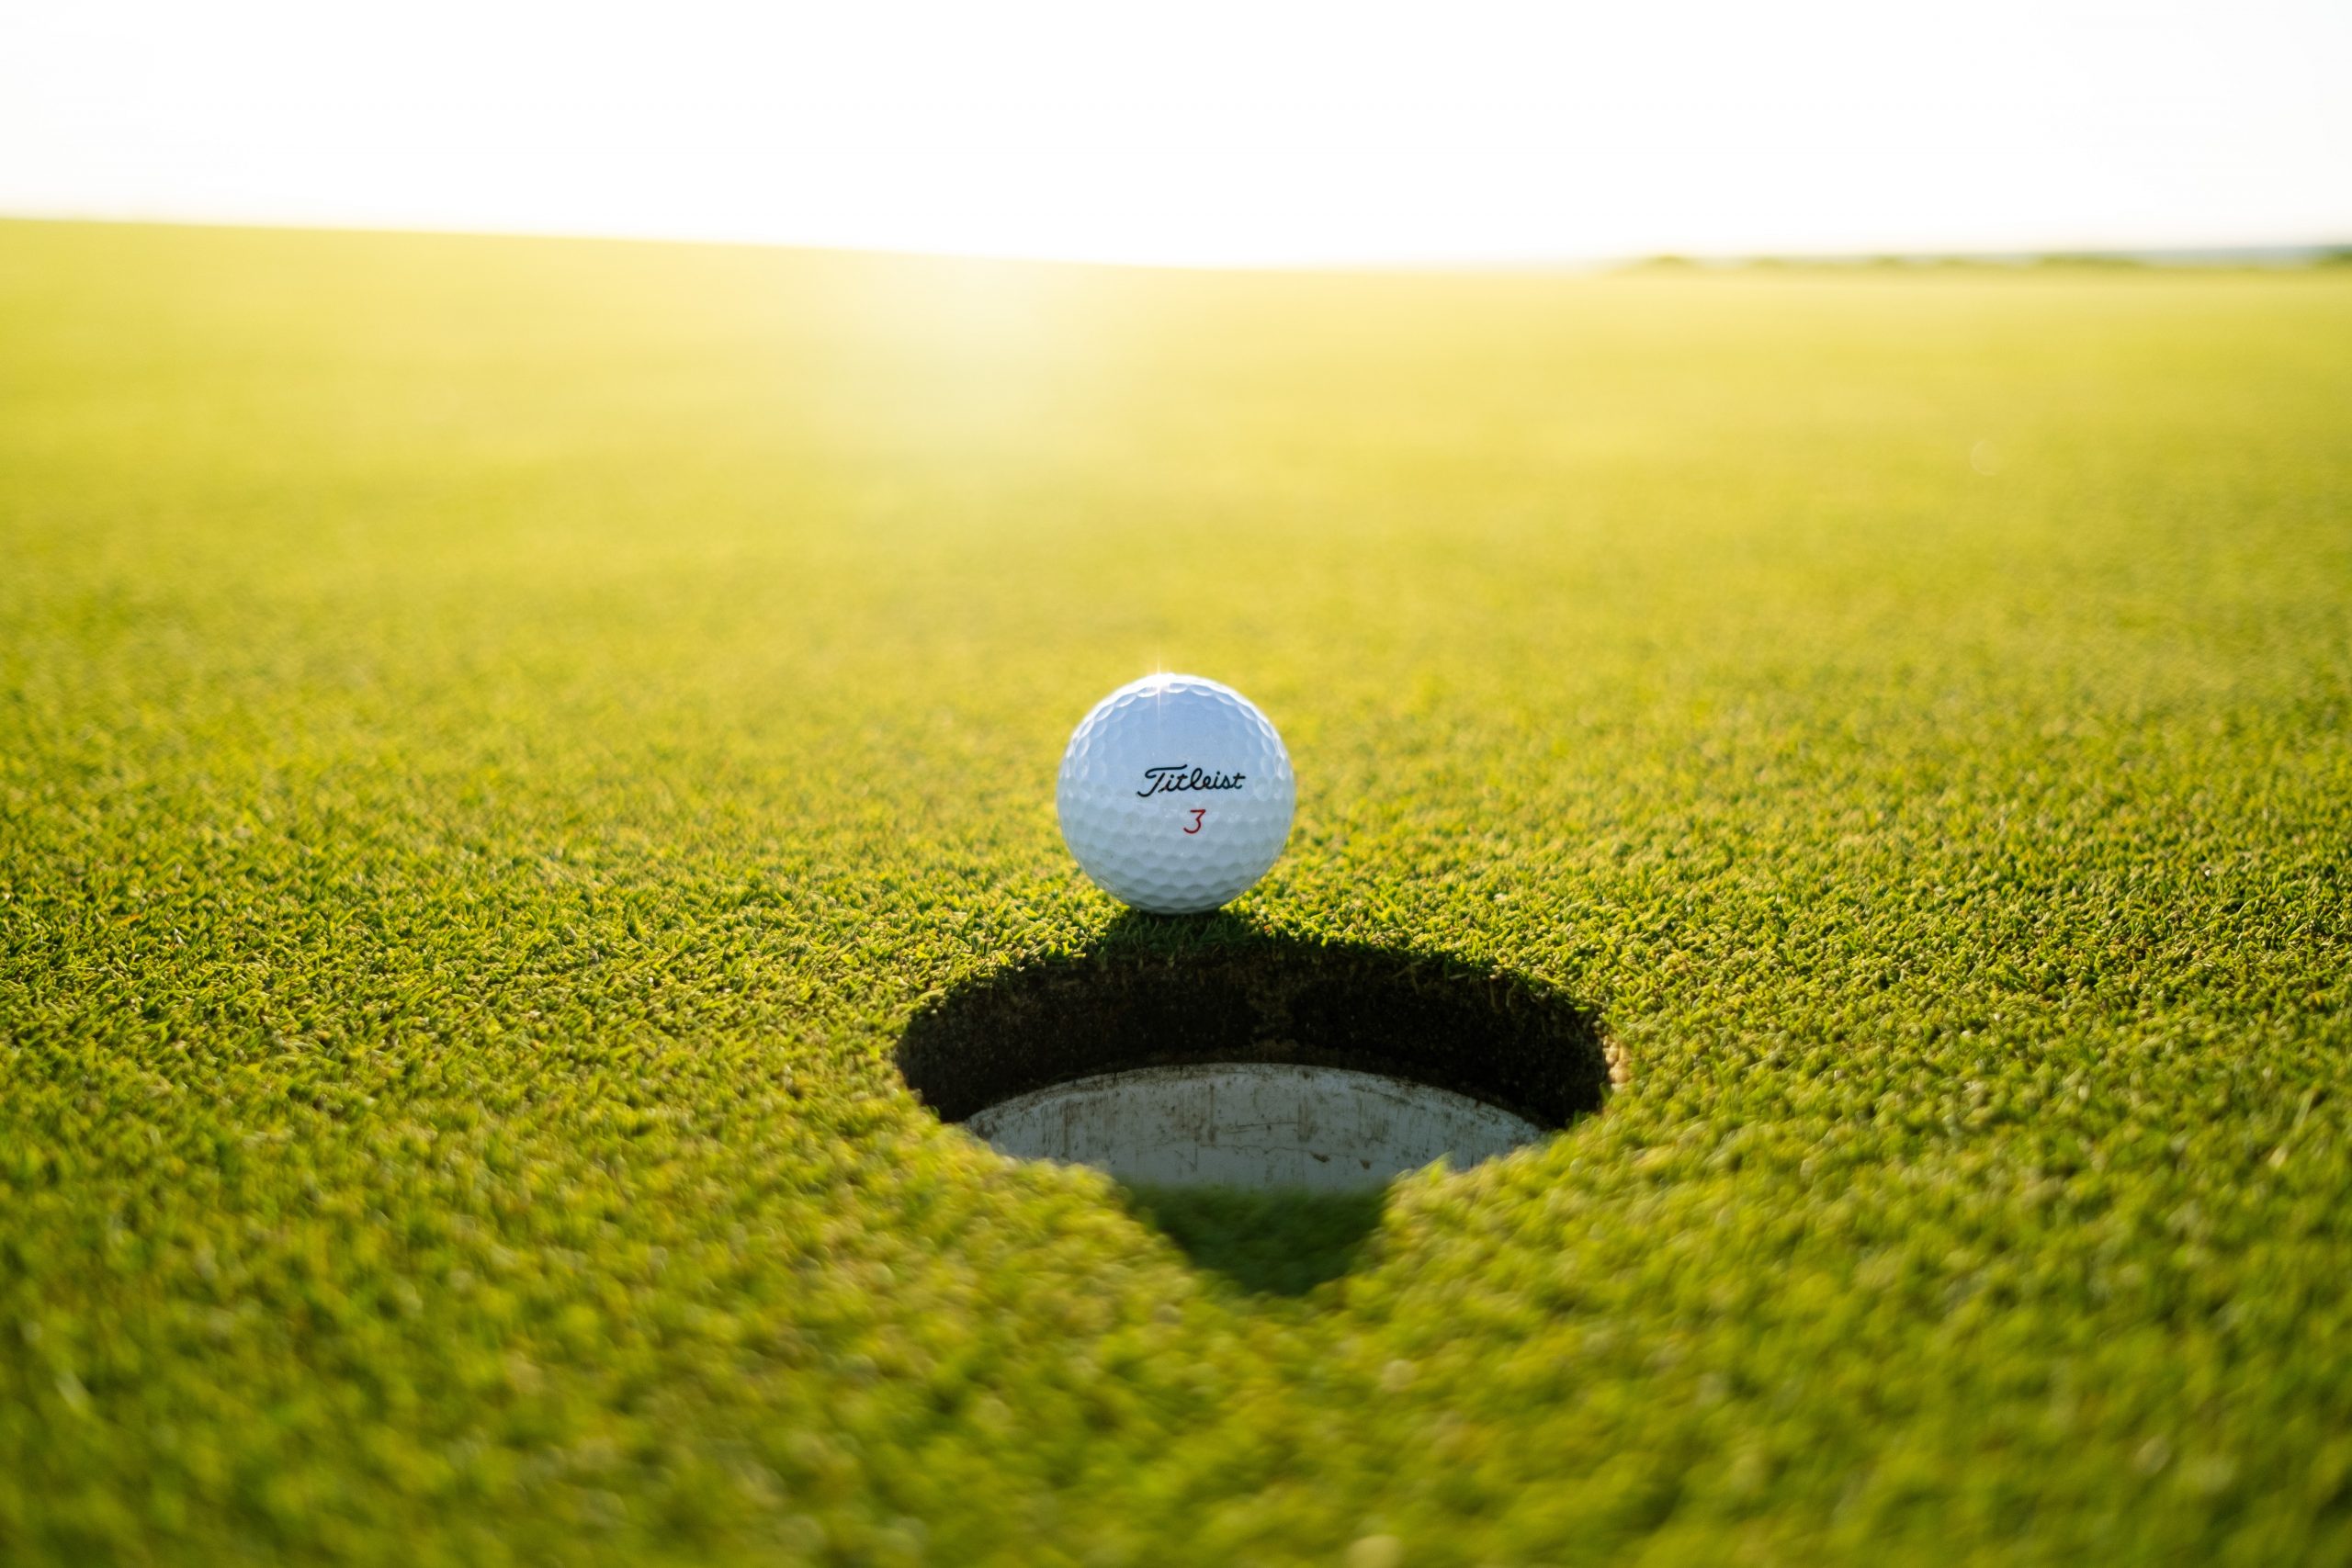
[1057,674,1295,915]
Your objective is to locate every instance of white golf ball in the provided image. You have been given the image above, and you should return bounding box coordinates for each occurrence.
[1057,673,1295,915]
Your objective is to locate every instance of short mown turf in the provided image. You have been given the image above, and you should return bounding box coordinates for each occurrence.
[3,220,2349,1565]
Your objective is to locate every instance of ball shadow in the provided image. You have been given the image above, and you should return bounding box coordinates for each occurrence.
[898,913,1614,1296]
[1115,1183,1386,1296]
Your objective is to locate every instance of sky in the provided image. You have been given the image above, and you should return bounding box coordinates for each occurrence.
[3,0,2347,267]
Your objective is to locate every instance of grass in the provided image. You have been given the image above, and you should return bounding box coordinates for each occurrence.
[2,218,2349,1565]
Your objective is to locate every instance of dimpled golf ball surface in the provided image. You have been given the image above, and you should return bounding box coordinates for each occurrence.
[1057,674,1295,915]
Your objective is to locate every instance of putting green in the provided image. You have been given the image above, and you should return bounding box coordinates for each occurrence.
[3,220,2348,1564]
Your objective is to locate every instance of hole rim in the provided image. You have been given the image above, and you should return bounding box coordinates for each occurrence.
[898,921,1615,1143]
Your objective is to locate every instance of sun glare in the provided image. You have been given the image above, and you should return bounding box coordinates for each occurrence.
[3,0,2347,264]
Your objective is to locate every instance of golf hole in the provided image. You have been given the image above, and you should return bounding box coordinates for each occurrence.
[898,926,1615,1194]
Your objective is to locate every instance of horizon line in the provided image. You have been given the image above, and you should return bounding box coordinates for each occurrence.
[5,209,2348,277]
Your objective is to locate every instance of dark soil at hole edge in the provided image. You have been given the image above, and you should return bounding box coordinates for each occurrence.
[896,938,1617,1131]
